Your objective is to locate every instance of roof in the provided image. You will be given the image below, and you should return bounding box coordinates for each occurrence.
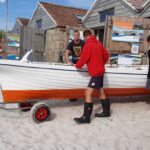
[123,0,149,10]
[83,0,150,23]
[39,2,87,27]
[17,18,30,26]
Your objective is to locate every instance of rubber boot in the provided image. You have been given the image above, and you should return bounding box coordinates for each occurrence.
[95,99,110,117]
[74,102,93,124]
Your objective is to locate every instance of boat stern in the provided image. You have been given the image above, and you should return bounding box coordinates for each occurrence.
[0,84,4,103]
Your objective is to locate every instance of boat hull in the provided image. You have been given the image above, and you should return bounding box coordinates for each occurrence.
[0,60,150,103]
[2,88,150,103]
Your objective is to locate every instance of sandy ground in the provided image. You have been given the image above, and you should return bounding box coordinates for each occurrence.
[0,96,150,150]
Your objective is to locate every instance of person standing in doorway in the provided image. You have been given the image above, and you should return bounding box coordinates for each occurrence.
[146,35,150,89]
[74,29,110,124]
[65,30,85,65]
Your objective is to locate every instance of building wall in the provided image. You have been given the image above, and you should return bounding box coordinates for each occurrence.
[83,0,136,29]
[45,28,66,62]
[141,6,150,17]
[12,20,22,35]
[28,4,57,30]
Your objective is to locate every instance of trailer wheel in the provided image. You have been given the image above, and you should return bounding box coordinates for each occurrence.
[31,103,51,123]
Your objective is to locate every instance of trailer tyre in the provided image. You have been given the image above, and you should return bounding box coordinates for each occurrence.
[31,103,51,123]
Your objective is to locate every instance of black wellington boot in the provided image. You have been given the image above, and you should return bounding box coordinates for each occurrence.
[74,102,93,124]
[95,99,110,118]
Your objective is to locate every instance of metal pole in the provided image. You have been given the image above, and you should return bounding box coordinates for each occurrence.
[6,0,8,34]
[5,0,8,55]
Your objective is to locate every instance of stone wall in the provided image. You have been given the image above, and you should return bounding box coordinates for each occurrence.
[45,28,67,63]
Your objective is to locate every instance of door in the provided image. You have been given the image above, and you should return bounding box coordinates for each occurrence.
[20,27,45,62]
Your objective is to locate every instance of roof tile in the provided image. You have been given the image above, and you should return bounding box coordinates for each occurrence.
[17,18,30,26]
[40,2,87,27]
[126,0,148,10]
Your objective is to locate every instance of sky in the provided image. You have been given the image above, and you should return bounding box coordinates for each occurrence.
[0,0,95,31]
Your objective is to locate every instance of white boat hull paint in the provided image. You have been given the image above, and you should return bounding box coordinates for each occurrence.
[0,59,149,103]
[0,60,148,90]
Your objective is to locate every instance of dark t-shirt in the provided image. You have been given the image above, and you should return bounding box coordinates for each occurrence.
[67,40,85,64]
[148,49,150,79]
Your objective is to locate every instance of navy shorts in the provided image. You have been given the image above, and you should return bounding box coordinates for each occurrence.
[88,75,104,89]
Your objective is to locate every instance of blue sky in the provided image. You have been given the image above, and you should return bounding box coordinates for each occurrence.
[0,0,95,31]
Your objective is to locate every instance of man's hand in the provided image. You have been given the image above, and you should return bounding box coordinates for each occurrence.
[140,52,146,56]
[67,62,73,66]
[74,64,77,68]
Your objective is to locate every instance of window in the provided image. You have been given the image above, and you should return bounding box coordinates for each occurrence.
[16,29,19,34]
[75,14,84,23]
[36,19,42,29]
[99,8,114,22]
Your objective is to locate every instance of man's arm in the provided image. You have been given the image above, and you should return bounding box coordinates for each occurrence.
[65,50,71,64]
[102,45,110,64]
[65,42,72,65]
[75,45,90,69]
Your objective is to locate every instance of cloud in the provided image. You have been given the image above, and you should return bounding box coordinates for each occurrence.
[0,0,5,3]
[66,0,95,9]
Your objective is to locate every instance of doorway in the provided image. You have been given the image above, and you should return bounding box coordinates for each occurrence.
[94,28,105,43]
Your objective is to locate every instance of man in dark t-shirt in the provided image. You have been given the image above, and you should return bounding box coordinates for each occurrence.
[146,35,150,89]
[65,30,85,64]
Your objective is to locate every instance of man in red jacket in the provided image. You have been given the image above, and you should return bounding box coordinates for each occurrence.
[74,30,110,124]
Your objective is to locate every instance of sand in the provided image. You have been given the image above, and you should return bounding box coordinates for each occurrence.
[0,96,150,150]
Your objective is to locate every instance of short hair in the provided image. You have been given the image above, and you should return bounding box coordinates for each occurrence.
[147,35,150,42]
[74,29,80,34]
[83,29,92,37]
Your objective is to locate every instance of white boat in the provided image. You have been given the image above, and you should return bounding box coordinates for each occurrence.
[0,51,150,103]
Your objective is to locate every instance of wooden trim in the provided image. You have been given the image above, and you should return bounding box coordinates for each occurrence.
[140,1,150,16]
[16,19,23,26]
[39,2,57,26]
[28,3,57,27]
[120,0,137,11]
[82,0,99,23]
[143,0,150,7]
[28,3,39,26]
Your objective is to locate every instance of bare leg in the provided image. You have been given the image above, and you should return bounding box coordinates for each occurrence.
[85,87,95,103]
[99,88,106,100]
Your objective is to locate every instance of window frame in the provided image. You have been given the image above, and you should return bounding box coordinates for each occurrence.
[36,19,42,29]
[75,14,84,24]
[99,7,114,22]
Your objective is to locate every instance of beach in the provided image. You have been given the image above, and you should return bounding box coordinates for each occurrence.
[0,96,150,150]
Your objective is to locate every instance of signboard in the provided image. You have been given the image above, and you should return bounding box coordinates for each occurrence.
[112,21,144,43]
[110,54,142,65]
[7,34,20,47]
[118,55,132,65]
[131,44,139,54]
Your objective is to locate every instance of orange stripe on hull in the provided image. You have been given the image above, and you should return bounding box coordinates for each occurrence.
[2,88,150,103]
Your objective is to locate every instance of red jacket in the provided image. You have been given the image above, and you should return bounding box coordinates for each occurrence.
[75,36,109,76]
